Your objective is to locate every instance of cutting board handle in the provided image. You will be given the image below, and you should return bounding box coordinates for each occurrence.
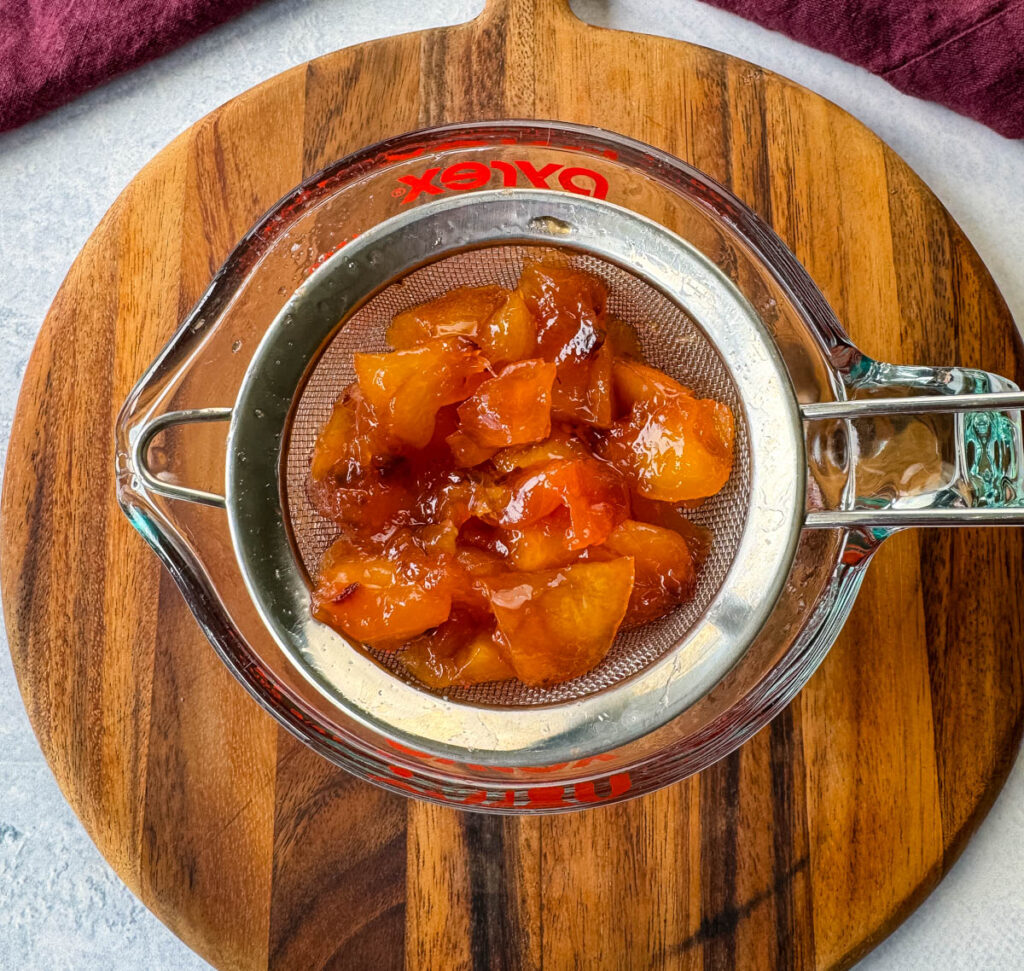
[478,0,579,29]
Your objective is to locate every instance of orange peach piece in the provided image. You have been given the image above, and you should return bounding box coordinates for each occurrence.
[416,521,459,554]
[552,339,613,427]
[602,397,735,502]
[308,467,415,532]
[457,359,556,448]
[354,338,488,449]
[450,542,512,616]
[491,426,588,474]
[310,383,387,483]
[557,458,631,549]
[518,260,607,364]
[454,635,517,684]
[495,458,629,550]
[454,543,507,574]
[501,509,579,572]
[491,460,568,528]
[602,359,735,502]
[446,429,499,467]
[482,558,635,686]
[599,519,696,627]
[401,620,515,688]
[386,285,507,349]
[478,289,538,364]
[612,358,693,410]
[311,538,452,647]
[629,493,712,567]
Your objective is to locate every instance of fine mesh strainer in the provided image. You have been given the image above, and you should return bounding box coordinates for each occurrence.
[118,112,1024,814]
[210,190,803,763]
[284,243,751,708]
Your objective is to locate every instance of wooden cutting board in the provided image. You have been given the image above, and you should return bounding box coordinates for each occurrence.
[4,1,1023,968]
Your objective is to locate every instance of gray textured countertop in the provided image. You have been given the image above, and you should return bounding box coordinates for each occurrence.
[1,1,1022,967]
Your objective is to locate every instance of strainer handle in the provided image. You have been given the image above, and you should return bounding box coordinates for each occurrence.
[801,392,1024,422]
[801,390,1024,528]
[131,408,232,508]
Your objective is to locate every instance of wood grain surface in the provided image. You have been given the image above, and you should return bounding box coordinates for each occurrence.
[3,1,1023,968]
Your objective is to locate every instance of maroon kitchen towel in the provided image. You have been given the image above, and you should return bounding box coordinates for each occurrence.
[701,0,1024,138]
[0,0,263,133]
[1,1,1022,138]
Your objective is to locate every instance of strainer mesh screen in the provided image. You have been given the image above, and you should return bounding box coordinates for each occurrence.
[284,246,750,706]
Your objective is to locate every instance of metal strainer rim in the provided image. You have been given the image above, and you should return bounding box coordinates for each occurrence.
[225,190,805,766]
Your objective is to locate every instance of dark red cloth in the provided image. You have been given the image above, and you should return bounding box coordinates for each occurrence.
[701,0,1024,138]
[1,1,1021,138]
[0,0,262,133]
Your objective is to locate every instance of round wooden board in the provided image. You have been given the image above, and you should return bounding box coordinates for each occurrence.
[4,1,1023,968]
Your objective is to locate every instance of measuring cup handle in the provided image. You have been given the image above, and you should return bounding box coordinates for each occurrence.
[802,360,1024,528]
[130,408,232,508]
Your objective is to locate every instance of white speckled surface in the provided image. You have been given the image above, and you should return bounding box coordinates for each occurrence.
[0,1,1021,967]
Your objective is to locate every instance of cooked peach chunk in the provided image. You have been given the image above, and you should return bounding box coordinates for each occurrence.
[518,260,615,428]
[354,338,488,448]
[407,405,491,482]
[602,398,735,502]
[421,401,461,448]
[491,426,588,474]
[413,478,476,530]
[416,521,459,554]
[552,339,613,427]
[602,360,735,502]
[502,509,579,571]
[496,458,629,549]
[311,538,452,647]
[309,467,415,532]
[498,460,576,527]
[612,358,692,411]
[456,359,556,448]
[449,541,511,614]
[519,261,607,363]
[446,430,498,467]
[629,493,712,567]
[478,289,538,364]
[310,383,387,483]
[454,634,517,684]
[442,545,506,615]
[454,542,507,575]
[559,459,631,549]
[387,285,507,349]
[481,558,635,686]
[401,616,515,688]
[387,286,538,365]
[599,519,696,627]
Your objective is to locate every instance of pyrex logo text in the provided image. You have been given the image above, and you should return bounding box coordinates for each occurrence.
[395,159,610,204]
